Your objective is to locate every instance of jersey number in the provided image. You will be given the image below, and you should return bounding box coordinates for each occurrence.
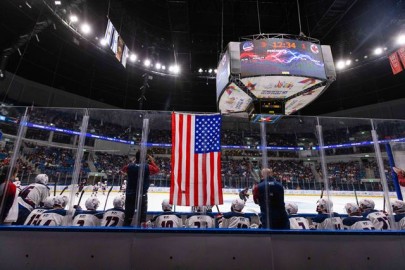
[105,216,119,227]
[377,217,389,230]
[19,186,35,200]
[76,220,85,226]
[298,222,307,229]
[237,223,248,229]
[161,220,174,228]
[26,214,41,225]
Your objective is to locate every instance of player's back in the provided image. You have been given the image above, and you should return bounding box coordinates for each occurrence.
[220,212,250,229]
[343,216,375,230]
[364,210,390,230]
[101,208,125,227]
[288,215,310,230]
[37,209,68,226]
[152,212,183,228]
[185,214,215,228]
[72,210,104,227]
[18,183,50,209]
[24,208,49,226]
[312,213,343,230]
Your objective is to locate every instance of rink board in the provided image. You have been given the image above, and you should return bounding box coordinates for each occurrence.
[1,226,405,270]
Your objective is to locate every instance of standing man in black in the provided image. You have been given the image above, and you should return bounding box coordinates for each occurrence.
[253,168,289,229]
[122,151,159,226]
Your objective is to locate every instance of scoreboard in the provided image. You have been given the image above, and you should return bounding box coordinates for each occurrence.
[216,35,336,117]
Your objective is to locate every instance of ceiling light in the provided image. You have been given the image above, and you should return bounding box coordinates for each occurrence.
[129,54,137,62]
[69,15,78,23]
[373,47,383,55]
[336,61,345,70]
[144,59,151,67]
[208,69,213,73]
[364,55,368,59]
[100,39,107,46]
[345,60,351,66]
[397,34,405,45]
[172,65,180,74]
[155,63,161,69]
[55,1,62,5]
[198,68,203,73]
[161,65,166,70]
[80,23,91,35]
[214,69,217,73]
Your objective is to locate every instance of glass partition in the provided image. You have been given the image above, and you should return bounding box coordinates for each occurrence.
[1,108,405,231]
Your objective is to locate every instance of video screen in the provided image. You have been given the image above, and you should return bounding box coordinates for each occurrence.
[240,38,326,80]
[216,51,231,99]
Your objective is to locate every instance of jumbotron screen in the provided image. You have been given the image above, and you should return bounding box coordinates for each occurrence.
[240,38,327,80]
[216,51,231,99]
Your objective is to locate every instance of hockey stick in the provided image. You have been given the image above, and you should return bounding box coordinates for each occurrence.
[103,179,115,211]
[320,188,324,199]
[77,188,86,207]
[354,188,359,206]
[60,185,69,195]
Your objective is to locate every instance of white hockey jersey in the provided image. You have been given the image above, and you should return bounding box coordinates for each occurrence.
[72,210,104,227]
[289,215,310,230]
[394,214,405,230]
[24,208,49,225]
[18,183,50,211]
[312,213,343,230]
[342,216,375,230]
[101,208,125,227]
[219,212,251,229]
[363,210,390,230]
[152,212,183,228]
[185,214,215,228]
[37,209,68,226]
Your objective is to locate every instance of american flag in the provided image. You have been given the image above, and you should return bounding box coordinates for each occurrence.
[170,112,223,206]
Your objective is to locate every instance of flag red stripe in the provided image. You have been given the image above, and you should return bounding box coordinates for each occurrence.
[177,114,184,205]
[194,154,199,206]
[217,152,223,204]
[185,115,191,205]
[209,152,215,205]
[202,153,207,205]
[169,113,176,204]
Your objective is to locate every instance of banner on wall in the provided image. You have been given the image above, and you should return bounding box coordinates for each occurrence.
[389,51,403,75]
[397,47,405,68]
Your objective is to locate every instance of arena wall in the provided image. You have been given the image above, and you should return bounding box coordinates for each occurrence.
[0,227,404,270]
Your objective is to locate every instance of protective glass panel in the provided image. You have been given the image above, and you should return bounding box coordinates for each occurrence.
[1,107,86,226]
[318,117,392,230]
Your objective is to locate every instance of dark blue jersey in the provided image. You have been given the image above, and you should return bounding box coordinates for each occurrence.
[253,178,289,229]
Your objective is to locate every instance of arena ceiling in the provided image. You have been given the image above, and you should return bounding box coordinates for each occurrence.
[1,0,405,115]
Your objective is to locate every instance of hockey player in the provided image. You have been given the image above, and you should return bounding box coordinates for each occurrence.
[360,199,390,230]
[285,202,310,230]
[311,198,343,230]
[120,180,127,194]
[14,174,50,225]
[37,195,69,226]
[76,178,87,197]
[24,196,54,226]
[185,206,215,228]
[92,182,100,197]
[150,199,182,228]
[218,198,251,229]
[239,187,250,202]
[101,181,107,195]
[101,195,125,227]
[391,200,405,230]
[14,177,21,192]
[72,197,104,227]
[342,203,375,230]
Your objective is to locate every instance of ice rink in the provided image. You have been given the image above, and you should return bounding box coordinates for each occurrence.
[68,188,394,214]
